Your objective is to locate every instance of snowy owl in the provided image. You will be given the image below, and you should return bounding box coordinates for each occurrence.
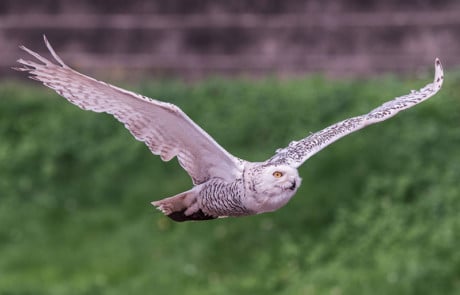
[15,36,444,222]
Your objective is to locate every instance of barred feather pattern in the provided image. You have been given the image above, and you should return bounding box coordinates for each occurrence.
[199,179,251,216]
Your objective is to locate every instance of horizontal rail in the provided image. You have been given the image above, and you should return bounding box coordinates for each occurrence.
[2,11,460,29]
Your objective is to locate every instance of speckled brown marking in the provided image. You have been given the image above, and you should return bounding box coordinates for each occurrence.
[269,58,444,168]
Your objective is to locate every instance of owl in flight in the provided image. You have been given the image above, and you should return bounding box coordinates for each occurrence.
[15,36,444,222]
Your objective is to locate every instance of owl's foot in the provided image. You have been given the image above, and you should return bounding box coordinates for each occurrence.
[151,189,216,222]
[167,209,216,222]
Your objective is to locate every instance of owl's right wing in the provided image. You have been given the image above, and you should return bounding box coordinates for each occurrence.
[15,36,243,185]
[268,58,444,168]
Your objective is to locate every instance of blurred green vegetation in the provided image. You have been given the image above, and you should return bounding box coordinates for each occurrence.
[0,72,459,295]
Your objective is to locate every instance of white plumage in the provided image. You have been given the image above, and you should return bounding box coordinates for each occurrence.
[15,36,444,221]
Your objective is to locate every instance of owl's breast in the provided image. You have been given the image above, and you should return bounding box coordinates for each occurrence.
[198,179,253,217]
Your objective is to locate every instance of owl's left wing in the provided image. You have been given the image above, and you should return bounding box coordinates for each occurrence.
[268,58,444,168]
[15,36,243,185]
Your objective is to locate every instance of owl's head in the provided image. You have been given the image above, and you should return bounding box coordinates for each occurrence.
[244,163,302,213]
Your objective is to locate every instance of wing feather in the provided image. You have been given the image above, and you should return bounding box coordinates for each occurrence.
[269,58,444,167]
[15,36,242,184]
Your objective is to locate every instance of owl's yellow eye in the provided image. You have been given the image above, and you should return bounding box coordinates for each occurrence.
[273,171,283,178]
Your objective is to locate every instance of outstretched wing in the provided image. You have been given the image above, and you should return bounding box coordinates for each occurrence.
[15,36,243,184]
[269,58,444,168]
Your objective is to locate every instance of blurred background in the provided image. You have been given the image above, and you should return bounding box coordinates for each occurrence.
[1,1,460,295]
[2,0,460,79]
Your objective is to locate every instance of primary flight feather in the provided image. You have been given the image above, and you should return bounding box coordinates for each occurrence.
[15,36,444,222]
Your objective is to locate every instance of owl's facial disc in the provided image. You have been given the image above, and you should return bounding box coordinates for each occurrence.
[265,165,301,192]
[245,164,302,213]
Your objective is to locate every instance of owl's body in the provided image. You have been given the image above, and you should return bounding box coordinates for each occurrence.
[15,36,444,222]
[156,162,301,221]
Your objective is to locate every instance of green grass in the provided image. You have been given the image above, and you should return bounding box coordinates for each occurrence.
[1,71,459,295]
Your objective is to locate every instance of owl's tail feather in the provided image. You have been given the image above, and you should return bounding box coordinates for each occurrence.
[151,190,216,222]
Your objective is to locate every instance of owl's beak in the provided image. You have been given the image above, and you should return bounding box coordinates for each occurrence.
[288,180,297,190]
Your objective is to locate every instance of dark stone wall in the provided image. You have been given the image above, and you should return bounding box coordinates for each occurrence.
[2,0,460,79]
